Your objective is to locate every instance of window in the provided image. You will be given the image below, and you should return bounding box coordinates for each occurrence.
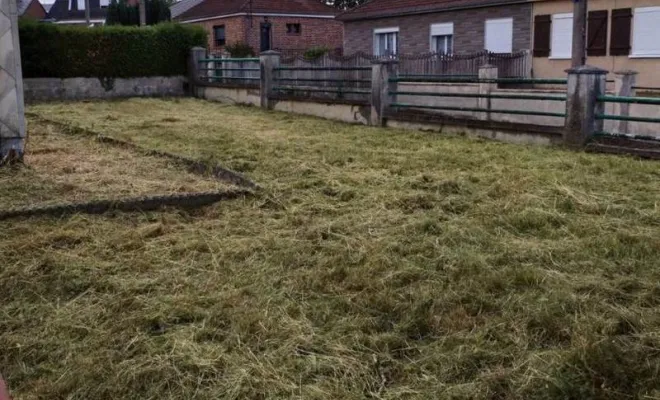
[632,7,660,57]
[213,25,226,47]
[70,0,85,10]
[551,13,573,59]
[287,23,301,35]
[430,23,453,54]
[374,27,399,56]
[100,0,110,8]
[485,18,513,53]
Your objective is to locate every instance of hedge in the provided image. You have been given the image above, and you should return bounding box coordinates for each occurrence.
[19,21,207,78]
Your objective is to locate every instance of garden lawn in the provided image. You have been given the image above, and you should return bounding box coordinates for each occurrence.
[1,98,660,399]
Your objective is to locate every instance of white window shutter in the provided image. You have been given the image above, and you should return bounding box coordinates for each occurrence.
[485,18,513,53]
[77,0,85,10]
[431,23,453,36]
[551,13,573,59]
[632,7,660,56]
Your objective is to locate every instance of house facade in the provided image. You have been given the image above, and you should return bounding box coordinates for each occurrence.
[337,0,532,56]
[173,0,344,54]
[532,0,660,87]
[46,0,139,25]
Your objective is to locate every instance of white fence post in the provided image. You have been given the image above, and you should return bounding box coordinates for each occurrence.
[478,65,498,121]
[370,60,398,126]
[614,70,637,134]
[0,0,26,164]
[260,50,281,110]
[564,66,608,147]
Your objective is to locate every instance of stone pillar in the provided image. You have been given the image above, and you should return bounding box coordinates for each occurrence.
[0,0,26,164]
[478,64,498,121]
[614,70,637,134]
[188,47,206,96]
[370,60,398,126]
[260,50,280,110]
[564,65,608,147]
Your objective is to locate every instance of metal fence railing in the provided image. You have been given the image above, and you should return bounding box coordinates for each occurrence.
[595,95,660,142]
[198,57,260,85]
[273,66,372,100]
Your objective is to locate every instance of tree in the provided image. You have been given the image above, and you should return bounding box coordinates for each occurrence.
[323,0,368,10]
[106,0,170,26]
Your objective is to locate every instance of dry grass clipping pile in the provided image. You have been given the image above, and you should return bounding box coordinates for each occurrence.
[0,120,232,210]
[1,98,660,399]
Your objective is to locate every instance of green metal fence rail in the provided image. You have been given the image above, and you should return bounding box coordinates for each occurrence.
[595,114,660,123]
[202,76,260,81]
[199,68,261,72]
[275,67,372,71]
[275,78,371,84]
[398,74,478,78]
[632,86,660,91]
[391,91,566,101]
[390,103,566,118]
[199,58,260,63]
[597,95,660,105]
[274,87,371,95]
[390,77,568,85]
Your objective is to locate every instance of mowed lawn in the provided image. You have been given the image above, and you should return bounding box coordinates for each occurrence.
[2,98,660,399]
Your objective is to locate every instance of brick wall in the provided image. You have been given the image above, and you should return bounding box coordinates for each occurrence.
[344,3,532,55]
[192,15,343,54]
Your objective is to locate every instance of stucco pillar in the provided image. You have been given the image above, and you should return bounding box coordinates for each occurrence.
[564,65,608,147]
[478,64,498,121]
[0,0,26,164]
[260,50,280,110]
[370,60,398,126]
[614,70,637,134]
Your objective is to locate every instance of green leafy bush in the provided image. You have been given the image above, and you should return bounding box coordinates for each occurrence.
[303,47,330,61]
[106,0,171,26]
[19,21,207,78]
[224,42,256,58]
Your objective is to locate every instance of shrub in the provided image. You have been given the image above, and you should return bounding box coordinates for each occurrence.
[224,42,256,58]
[303,47,330,61]
[19,20,207,78]
[106,0,171,26]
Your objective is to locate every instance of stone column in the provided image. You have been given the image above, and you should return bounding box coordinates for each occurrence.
[260,50,280,110]
[370,60,398,127]
[614,70,637,134]
[0,0,26,164]
[188,47,206,96]
[564,65,608,147]
[478,64,498,121]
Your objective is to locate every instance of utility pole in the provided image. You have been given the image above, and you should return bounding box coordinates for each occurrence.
[139,0,146,26]
[85,0,90,25]
[571,0,588,67]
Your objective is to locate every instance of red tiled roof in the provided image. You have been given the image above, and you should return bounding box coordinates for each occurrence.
[177,0,338,21]
[337,0,528,21]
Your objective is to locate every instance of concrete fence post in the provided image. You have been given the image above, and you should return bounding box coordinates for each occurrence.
[260,50,281,110]
[614,70,637,134]
[370,60,398,126]
[188,47,207,97]
[0,0,26,164]
[564,65,608,147]
[478,65,498,121]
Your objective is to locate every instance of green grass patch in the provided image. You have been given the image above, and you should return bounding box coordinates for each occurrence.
[1,98,659,399]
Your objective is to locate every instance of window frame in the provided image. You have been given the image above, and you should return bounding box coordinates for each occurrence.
[430,22,454,54]
[286,23,302,35]
[631,6,660,58]
[373,27,399,56]
[484,18,513,53]
[550,13,573,59]
[213,25,226,47]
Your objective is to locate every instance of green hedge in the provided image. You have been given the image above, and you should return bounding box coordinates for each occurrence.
[19,21,207,78]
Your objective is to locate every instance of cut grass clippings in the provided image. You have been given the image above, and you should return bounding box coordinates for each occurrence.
[0,119,234,211]
[1,98,660,399]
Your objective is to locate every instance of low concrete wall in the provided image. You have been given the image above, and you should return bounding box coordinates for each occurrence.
[24,76,187,103]
[272,98,370,125]
[196,85,261,106]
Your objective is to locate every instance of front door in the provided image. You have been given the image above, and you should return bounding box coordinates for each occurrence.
[260,23,272,52]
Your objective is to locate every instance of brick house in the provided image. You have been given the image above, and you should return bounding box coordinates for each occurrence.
[17,0,47,19]
[173,0,344,54]
[337,0,532,55]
